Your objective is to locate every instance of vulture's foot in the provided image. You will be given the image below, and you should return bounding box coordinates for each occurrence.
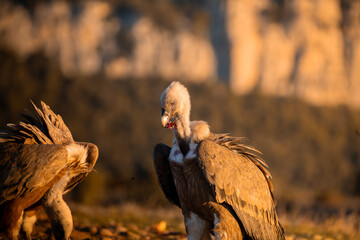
[43,174,73,240]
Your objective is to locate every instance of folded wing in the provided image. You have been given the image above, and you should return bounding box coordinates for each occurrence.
[0,143,69,205]
[153,143,180,207]
[197,140,284,240]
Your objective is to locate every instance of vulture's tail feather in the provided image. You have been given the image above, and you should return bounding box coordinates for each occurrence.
[0,101,74,145]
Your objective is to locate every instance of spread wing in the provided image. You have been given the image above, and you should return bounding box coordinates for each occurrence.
[197,140,284,240]
[0,143,69,205]
[153,143,180,207]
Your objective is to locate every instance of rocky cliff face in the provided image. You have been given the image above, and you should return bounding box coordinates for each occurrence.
[226,0,360,108]
[0,0,359,108]
[116,17,216,82]
[0,1,120,76]
[0,1,216,82]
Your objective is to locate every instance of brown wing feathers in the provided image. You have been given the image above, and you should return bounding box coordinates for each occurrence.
[198,140,284,240]
[0,143,69,204]
[0,122,52,144]
[0,101,74,145]
[210,134,276,204]
[30,101,74,144]
[0,101,52,144]
[0,101,98,201]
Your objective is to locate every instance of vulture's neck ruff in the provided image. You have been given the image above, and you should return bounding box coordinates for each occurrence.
[160,82,192,155]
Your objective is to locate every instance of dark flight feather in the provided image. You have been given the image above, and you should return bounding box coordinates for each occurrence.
[153,143,181,207]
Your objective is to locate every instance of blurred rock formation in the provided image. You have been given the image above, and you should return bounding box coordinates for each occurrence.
[0,1,216,82]
[0,0,359,107]
[226,0,360,108]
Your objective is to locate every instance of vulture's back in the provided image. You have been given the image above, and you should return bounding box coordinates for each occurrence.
[0,101,98,204]
[0,143,69,205]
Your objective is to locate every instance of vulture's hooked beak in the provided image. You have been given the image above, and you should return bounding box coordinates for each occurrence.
[161,109,177,129]
[161,115,169,128]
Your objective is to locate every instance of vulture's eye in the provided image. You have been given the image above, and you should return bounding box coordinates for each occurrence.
[170,101,175,106]
[161,108,165,116]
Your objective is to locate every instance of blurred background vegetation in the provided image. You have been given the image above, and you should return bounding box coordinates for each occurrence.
[1,47,360,211]
[0,0,359,221]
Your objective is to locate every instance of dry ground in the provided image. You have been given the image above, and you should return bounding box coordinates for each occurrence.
[29,203,359,240]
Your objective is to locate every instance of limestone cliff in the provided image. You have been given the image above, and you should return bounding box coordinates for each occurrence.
[0,0,359,108]
[225,0,360,108]
[0,1,216,82]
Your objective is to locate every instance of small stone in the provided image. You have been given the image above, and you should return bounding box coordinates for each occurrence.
[127,231,141,239]
[100,228,114,237]
[116,224,127,233]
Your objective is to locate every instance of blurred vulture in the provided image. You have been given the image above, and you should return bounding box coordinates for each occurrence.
[153,82,284,239]
[0,101,98,240]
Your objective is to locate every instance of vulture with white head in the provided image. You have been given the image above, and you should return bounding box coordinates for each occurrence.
[0,101,98,240]
[153,82,284,240]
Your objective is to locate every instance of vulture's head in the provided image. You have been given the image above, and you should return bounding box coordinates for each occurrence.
[160,81,191,132]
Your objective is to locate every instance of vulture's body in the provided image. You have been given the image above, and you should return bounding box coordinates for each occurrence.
[0,102,98,240]
[153,82,284,239]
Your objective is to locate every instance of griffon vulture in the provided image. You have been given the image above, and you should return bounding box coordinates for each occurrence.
[0,101,98,240]
[153,82,284,239]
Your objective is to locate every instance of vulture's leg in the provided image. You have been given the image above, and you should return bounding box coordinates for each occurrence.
[0,201,24,240]
[184,212,212,240]
[21,205,42,240]
[43,174,73,240]
[208,202,243,240]
[13,210,23,240]
[22,212,37,240]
